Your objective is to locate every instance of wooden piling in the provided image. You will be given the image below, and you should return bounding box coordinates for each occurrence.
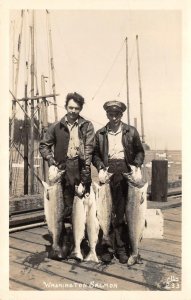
[30,12,35,194]
[151,160,168,202]
[125,37,130,125]
[24,84,29,194]
[41,75,49,183]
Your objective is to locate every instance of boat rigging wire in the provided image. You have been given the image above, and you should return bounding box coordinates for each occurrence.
[116,38,137,98]
[91,39,125,101]
[9,90,41,137]
[46,98,104,126]
[46,10,52,94]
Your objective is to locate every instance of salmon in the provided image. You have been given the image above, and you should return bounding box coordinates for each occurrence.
[71,184,99,262]
[94,181,112,243]
[84,187,99,262]
[42,166,65,259]
[123,165,148,266]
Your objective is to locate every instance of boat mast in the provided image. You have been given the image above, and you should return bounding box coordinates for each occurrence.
[125,37,130,125]
[41,74,49,182]
[46,10,58,121]
[11,20,15,97]
[24,82,29,194]
[136,35,145,143]
[30,10,35,194]
[10,10,24,147]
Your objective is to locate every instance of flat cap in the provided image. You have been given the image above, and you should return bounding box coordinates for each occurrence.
[103,100,126,113]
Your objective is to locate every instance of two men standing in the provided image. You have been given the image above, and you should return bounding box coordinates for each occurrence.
[39,93,145,263]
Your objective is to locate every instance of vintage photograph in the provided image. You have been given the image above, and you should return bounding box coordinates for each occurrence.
[7,7,183,293]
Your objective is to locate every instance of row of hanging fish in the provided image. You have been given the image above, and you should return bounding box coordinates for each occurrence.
[42,165,163,265]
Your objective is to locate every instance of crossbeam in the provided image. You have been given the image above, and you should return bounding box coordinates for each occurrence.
[12,93,59,102]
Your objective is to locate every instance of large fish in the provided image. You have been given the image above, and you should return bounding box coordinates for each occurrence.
[84,187,99,262]
[94,181,112,243]
[123,165,148,266]
[42,166,65,259]
[71,184,99,262]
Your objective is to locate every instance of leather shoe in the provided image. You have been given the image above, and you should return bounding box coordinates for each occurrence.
[101,252,113,264]
[118,252,128,264]
[100,244,114,263]
[116,247,128,264]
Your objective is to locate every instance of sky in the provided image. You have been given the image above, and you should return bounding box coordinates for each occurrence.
[9,9,182,150]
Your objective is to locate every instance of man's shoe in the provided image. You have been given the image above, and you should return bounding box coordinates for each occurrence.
[116,247,128,264]
[101,252,113,264]
[118,252,128,264]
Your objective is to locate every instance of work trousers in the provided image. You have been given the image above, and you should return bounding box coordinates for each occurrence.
[61,157,81,219]
[107,159,130,251]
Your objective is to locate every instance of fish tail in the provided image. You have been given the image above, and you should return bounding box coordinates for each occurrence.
[84,250,99,263]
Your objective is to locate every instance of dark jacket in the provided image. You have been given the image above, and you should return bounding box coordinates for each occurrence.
[92,122,145,170]
[39,115,95,167]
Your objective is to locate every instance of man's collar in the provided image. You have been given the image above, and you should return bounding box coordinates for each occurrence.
[107,122,122,134]
[60,115,87,127]
[65,115,79,126]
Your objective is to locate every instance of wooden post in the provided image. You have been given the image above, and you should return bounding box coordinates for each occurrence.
[30,11,35,194]
[41,75,49,182]
[24,83,29,194]
[151,160,168,202]
[10,10,24,145]
[125,37,130,125]
[136,35,145,143]
[46,10,58,121]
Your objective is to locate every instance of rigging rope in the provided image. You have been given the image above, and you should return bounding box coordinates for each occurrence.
[9,90,41,137]
[46,98,104,126]
[116,38,137,98]
[91,39,125,101]
[46,10,52,94]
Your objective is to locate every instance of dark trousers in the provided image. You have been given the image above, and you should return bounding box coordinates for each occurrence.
[61,157,81,219]
[107,159,129,251]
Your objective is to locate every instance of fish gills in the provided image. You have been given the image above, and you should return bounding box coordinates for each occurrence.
[125,182,148,256]
[94,182,112,239]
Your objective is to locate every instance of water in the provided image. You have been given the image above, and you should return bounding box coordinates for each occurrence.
[10,149,181,196]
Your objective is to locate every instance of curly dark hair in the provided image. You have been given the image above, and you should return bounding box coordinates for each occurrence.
[65,92,85,109]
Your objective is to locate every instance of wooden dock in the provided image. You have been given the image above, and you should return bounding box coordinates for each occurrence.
[9,197,181,291]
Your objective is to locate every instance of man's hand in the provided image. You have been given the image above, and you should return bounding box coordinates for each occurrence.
[98,162,106,171]
[98,168,113,184]
[47,157,58,167]
[133,161,141,168]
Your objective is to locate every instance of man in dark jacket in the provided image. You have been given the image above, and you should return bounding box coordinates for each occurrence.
[39,92,95,258]
[93,100,144,264]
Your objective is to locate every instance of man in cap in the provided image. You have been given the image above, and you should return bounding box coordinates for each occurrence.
[92,100,145,264]
[39,92,95,259]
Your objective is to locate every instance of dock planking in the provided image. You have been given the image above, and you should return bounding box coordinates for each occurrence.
[9,206,181,291]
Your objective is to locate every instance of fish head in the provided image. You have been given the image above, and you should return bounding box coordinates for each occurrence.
[48,166,65,183]
[140,182,148,204]
[98,168,113,184]
[75,183,85,197]
[129,164,142,181]
[41,180,50,200]
[48,165,59,181]
[41,180,49,190]
[123,166,144,188]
